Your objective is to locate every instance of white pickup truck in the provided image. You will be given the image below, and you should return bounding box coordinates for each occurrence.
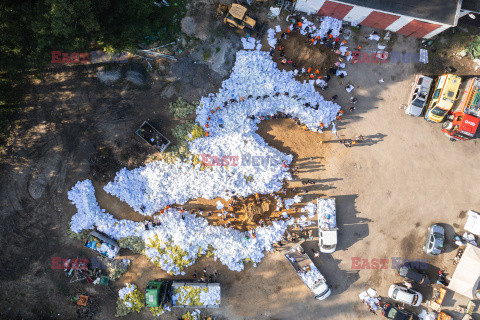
[285,243,331,300]
[317,198,338,253]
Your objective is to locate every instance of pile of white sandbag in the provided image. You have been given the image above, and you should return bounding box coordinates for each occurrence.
[68,180,294,274]
[171,285,221,306]
[266,28,277,48]
[295,16,342,39]
[104,50,340,215]
[317,198,336,229]
[299,263,325,289]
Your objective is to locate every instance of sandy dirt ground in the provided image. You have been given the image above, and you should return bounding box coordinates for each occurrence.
[1,3,480,319]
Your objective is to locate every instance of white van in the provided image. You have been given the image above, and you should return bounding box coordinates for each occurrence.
[405,75,433,117]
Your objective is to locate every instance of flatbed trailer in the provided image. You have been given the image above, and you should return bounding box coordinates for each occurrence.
[136,121,171,152]
[284,243,331,300]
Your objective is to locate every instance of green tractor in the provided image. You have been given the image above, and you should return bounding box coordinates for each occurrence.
[145,280,172,308]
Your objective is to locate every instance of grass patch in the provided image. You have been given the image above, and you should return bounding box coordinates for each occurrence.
[202,49,212,61]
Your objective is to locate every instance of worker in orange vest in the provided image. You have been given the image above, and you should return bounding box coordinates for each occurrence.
[315,69,320,74]
[286,28,291,34]
[309,74,314,79]
[298,21,302,27]
[307,67,312,73]
[205,132,209,137]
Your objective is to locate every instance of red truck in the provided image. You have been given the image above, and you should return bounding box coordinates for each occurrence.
[442,78,480,141]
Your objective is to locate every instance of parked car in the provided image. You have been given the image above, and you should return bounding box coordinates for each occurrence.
[423,224,445,256]
[405,75,433,117]
[397,263,430,285]
[383,303,417,320]
[388,285,423,306]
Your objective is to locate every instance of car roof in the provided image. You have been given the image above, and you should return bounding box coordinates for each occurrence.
[385,304,412,320]
[393,287,415,304]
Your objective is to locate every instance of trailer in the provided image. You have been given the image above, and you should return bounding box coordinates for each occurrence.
[145,280,220,308]
[442,78,480,141]
[84,231,120,260]
[317,198,338,253]
[284,243,331,300]
[171,281,221,308]
[136,121,171,151]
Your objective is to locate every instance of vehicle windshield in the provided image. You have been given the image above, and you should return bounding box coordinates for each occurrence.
[412,294,418,304]
[433,232,444,240]
[387,308,397,318]
[392,289,398,299]
[431,107,447,117]
[316,286,330,299]
[322,244,336,249]
[412,98,425,107]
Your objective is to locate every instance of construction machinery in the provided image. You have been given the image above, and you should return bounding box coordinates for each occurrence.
[442,77,480,140]
[217,4,266,37]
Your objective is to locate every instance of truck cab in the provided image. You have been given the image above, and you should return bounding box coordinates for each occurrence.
[319,230,338,253]
[145,280,172,308]
[425,74,461,123]
[442,112,479,140]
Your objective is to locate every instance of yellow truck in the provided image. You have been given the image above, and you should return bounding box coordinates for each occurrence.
[424,74,462,123]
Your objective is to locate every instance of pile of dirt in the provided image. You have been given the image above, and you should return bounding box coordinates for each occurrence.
[273,31,338,78]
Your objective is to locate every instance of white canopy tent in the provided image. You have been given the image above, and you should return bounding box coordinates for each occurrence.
[464,210,480,236]
[448,244,480,299]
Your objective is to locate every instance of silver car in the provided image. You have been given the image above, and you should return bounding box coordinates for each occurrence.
[423,224,445,256]
[388,284,423,306]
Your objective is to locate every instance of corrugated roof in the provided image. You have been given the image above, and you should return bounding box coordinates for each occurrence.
[462,0,480,13]
[331,0,460,25]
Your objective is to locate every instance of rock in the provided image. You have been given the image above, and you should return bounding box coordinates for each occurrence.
[161,84,177,99]
[28,174,47,200]
[181,17,197,37]
[97,69,121,85]
[125,71,146,86]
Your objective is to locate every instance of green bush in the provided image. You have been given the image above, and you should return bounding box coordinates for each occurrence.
[118,236,145,254]
[169,98,198,119]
